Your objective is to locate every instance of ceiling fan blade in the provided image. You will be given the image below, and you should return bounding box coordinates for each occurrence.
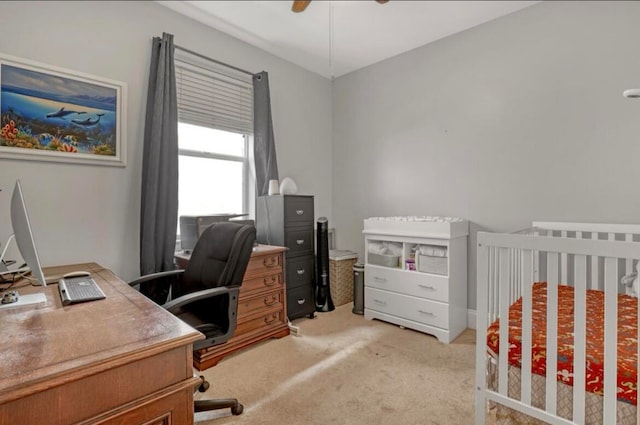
[292,0,311,13]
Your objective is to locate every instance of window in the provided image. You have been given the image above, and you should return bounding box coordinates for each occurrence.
[178,124,248,218]
[175,52,254,239]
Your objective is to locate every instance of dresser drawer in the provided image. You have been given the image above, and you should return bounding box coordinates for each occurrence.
[283,196,314,224]
[245,251,283,279]
[235,306,285,336]
[285,255,314,289]
[287,284,315,319]
[365,265,448,303]
[242,272,283,295]
[284,227,314,257]
[238,289,285,318]
[365,287,449,329]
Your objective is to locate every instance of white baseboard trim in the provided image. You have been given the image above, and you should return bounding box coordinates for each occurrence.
[467,309,476,330]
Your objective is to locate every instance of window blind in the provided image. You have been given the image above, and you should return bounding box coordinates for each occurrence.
[175,58,253,135]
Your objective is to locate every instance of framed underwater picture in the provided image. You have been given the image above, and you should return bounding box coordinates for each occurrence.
[0,53,126,166]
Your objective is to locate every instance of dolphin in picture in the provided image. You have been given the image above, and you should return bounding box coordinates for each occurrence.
[71,113,104,127]
[45,107,86,119]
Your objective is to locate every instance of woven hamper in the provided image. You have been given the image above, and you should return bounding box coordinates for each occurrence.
[329,250,358,306]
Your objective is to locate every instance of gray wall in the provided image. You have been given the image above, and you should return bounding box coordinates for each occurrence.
[332,1,640,310]
[0,1,332,282]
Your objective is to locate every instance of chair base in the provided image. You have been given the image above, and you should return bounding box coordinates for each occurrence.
[198,376,210,392]
[194,398,244,415]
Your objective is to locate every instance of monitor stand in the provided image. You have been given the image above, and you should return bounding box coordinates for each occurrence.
[0,292,46,310]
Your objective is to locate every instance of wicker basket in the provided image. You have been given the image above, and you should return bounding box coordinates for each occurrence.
[329,250,358,306]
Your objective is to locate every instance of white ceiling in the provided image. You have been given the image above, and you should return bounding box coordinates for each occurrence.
[158,0,540,78]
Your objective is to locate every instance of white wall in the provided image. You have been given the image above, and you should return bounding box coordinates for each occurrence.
[332,1,640,309]
[0,1,332,282]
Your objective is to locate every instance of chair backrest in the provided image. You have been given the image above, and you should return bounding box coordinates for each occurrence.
[179,222,256,296]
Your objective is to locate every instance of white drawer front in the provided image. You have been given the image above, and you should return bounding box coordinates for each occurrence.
[365,287,449,329]
[364,265,448,302]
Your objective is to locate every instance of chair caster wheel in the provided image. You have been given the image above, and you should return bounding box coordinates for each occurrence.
[198,376,210,392]
[231,403,244,415]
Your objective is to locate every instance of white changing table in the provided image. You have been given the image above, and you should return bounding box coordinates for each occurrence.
[363,216,468,343]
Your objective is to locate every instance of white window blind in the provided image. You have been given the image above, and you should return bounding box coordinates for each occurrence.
[175,56,253,135]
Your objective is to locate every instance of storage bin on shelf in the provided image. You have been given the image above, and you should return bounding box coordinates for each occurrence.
[329,250,358,306]
[367,252,400,268]
[367,240,402,268]
[415,244,448,275]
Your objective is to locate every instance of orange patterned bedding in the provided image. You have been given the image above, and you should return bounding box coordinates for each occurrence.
[486,282,638,405]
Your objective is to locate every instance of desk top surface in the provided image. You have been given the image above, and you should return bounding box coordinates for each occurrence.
[0,262,202,402]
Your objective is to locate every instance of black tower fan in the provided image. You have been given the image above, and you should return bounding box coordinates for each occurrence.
[315,217,335,312]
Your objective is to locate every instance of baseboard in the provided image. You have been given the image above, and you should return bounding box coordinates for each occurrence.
[467,309,476,330]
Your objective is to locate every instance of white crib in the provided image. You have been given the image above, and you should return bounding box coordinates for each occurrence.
[475,222,640,425]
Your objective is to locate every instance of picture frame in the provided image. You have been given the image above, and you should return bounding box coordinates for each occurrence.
[0,52,127,167]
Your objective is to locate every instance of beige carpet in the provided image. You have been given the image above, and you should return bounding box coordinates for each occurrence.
[195,304,477,425]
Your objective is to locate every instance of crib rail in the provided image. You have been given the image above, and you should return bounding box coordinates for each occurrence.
[475,223,640,425]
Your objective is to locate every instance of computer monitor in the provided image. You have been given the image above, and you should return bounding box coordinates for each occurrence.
[10,180,47,286]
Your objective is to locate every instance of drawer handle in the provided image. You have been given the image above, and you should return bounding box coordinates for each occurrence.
[373,299,387,305]
[418,285,436,291]
[373,276,387,282]
[263,257,278,267]
[296,209,304,216]
[263,275,278,286]
[264,295,278,306]
[418,310,435,316]
[297,268,305,275]
[296,239,305,245]
[264,314,278,324]
[297,298,306,305]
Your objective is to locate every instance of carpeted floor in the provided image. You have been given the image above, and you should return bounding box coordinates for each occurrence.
[195,304,477,425]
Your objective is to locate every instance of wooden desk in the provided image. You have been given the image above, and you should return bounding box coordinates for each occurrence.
[175,245,290,370]
[0,263,203,425]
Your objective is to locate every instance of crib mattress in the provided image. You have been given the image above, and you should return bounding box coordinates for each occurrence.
[486,282,638,405]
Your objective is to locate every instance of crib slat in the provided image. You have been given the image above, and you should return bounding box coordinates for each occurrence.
[591,232,599,290]
[625,233,633,276]
[561,231,568,284]
[603,257,618,424]
[498,248,510,396]
[516,249,521,302]
[521,250,533,405]
[510,249,515,303]
[492,247,498,323]
[488,247,494,323]
[475,241,489,425]
[572,255,587,423]
[546,252,559,415]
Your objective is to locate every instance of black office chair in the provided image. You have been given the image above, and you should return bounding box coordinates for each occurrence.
[130,221,256,416]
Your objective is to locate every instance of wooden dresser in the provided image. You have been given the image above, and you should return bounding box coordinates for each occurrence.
[175,245,290,370]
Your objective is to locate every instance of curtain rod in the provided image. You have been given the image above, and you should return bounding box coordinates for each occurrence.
[175,45,255,77]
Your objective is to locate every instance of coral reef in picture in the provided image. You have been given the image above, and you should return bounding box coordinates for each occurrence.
[0,63,118,156]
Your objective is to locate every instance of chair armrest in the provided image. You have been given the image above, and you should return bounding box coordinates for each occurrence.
[129,269,185,288]
[163,286,240,314]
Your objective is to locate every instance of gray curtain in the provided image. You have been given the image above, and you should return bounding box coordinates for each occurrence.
[140,32,179,275]
[253,71,279,196]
